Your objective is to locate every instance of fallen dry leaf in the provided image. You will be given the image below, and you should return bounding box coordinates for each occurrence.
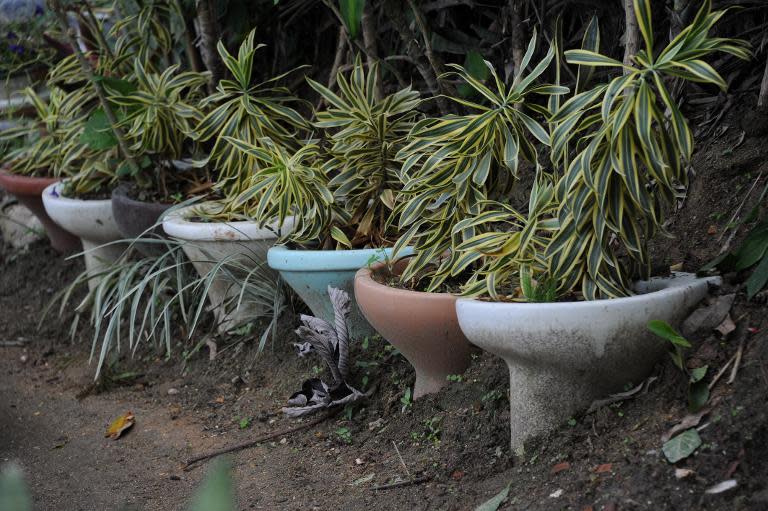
[670,262,684,272]
[675,468,695,479]
[593,463,613,474]
[681,294,735,338]
[214,396,225,404]
[707,225,718,235]
[661,408,710,443]
[551,462,571,475]
[451,470,465,481]
[105,411,135,440]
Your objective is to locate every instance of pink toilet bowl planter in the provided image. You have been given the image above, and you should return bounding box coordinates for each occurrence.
[0,170,79,252]
[354,261,475,399]
[455,272,719,455]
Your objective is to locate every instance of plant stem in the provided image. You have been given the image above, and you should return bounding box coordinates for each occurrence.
[50,0,140,175]
[82,0,114,62]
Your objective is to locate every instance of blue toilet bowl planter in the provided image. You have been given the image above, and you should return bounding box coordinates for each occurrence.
[267,245,409,339]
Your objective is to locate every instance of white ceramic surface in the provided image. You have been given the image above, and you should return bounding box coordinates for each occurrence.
[162,203,293,333]
[455,272,720,455]
[42,182,124,291]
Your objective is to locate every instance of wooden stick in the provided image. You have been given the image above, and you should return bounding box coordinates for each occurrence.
[0,340,27,347]
[392,441,412,480]
[183,408,340,470]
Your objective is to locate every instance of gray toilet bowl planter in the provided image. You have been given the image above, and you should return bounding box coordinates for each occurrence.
[455,272,719,455]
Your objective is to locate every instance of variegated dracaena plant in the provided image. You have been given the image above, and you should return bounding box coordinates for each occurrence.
[456,0,750,301]
[194,29,309,204]
[216,137,335,245]
[307,57,422,248]
[108,60,208,189]
[1,87,92,179]
[392,31,568,291]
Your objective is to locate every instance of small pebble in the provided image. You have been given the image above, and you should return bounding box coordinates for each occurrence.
[167,388,179,395]
[19,355,28,363]
[279,438,287,445]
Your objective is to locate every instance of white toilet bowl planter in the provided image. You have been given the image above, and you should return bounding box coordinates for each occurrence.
[162,204,293,333]
[455,272,719,455]
[41,182,124,291]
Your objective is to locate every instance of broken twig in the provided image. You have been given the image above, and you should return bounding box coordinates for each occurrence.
[372,475,431,491]
[727,324,749,385]
[586,376,657,414]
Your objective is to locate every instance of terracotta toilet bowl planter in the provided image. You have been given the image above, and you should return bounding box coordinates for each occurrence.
[354,261,475,398]
[0,169,79,252]
[111,184,172,256]
[455,272,720,455]
[41,181,124,291]
[162,203,293,333]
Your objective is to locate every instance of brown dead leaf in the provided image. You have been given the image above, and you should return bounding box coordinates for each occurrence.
[214,396,225,404]
[581,507,594,511]
[105,411,135,440]
[451,470,465,481]
[551,462,571,475]
[669,262,684,272]
[707,225,718,235]
[593,463,613,474]
[661,408,709,443]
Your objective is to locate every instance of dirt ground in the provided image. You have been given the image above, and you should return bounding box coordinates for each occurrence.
[2,99,768,510]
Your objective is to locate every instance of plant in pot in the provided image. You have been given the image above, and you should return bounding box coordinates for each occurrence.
[265,58,422,340]
[162,30,309,333]
[0,86,87,252]
[451,0,749,454]
[42,0,210,286]
[354,35,565,397]
[105,60,210,247]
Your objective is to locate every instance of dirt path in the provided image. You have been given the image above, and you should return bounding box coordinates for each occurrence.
[1,348,204,510]
[0,343,501,511]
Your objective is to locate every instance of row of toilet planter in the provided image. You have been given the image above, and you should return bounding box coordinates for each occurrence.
[4,174,717,454]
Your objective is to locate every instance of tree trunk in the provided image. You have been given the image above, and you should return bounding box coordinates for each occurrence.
[384,0,452,114]
[361,1,382,100]
[670,0,694,40]
[195,0,224,92]
[623,0,640,73]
